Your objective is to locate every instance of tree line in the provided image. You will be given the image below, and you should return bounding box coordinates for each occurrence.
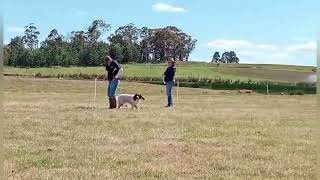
[212,51,239,64]
[4,20,197,67]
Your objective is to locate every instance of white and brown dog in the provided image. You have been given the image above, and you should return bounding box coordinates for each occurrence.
[116,94,145,109]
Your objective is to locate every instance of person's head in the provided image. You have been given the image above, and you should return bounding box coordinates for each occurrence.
[167,58,175,67]
[106,56,113,65]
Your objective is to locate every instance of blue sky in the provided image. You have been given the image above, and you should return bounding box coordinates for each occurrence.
[2,0,319,65]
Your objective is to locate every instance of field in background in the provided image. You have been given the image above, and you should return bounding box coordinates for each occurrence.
[3,76,317,179]
[4,62,316,83]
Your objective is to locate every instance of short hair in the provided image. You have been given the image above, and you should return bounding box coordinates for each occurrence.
[106,56,113,62]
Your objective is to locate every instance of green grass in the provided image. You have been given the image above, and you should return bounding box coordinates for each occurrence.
[4,63,316,94]
[4,62,317,83]
[3,77,317,179]
[4,65,242,80]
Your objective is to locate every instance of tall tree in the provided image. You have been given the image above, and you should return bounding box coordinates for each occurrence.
[212,51,220,62]
[23,23,40,50]
[5,22,198,66]
[139,26,196,62]
[221,52,230,63]
[4,45,11,65]
[229,51,239,63]
[109,23,142,63]
[41,29,65,66]
[83,41,109,66]
[47,29,62,41]
[86,20,111,45]
[6,36,27,66]
[109,43,124,62]
[109,23,141,44]
[218,51,240,63]
[140,27,152,62]
[70,31,87,65]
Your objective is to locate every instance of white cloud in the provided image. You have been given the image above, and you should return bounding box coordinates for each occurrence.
[237,50,260,56]
[239,51,292,65]
[292,37,313,42]
[208,39,279,51]
[152,3,187,13]
[7,26,25,33]
[207,39,253,49]
[256,44,278,51]
[207,38,316,65]
[286,41,316,52]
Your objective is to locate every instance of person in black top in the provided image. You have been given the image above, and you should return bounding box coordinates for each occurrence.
[106,56,123,109]
[163,58,176,107]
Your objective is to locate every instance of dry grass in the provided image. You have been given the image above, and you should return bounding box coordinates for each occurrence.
[3,77,317,179]
[214,67,315,82]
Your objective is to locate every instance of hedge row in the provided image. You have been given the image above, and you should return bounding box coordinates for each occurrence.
[5,72,316,94]
[149,81,315,94]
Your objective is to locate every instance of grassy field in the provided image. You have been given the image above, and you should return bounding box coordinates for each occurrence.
[3,76,317,179]
[4,62,317,83]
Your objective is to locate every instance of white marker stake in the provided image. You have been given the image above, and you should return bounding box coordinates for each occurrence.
[266,82,269,98]
[176,81,179,101]
[93,78,97,107]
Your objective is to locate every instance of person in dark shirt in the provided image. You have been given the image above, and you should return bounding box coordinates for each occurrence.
[163,58,176,107]
[106,56,123,109]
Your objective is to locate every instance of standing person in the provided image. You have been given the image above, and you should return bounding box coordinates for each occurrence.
[106,56,123,109]
[163,58,176,107]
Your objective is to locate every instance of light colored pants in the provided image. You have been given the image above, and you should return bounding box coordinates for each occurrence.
[165,81,174,106]
[108,79,120,97]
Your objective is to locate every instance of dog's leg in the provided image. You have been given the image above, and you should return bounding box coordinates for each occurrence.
[133,104,138,109]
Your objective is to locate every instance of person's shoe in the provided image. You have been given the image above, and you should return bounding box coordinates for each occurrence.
[110,97,117,109]
[108,97,117,109]
[108,98,112,109]
[165,104,173,108]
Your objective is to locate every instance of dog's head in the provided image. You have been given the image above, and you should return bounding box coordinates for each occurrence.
[133,94,145,101]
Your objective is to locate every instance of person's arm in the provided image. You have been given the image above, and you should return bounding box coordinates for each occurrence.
[163,68,167,84]
[105,65,109,81]
[115,68,123,79]
[172,67,176,83]
[112,61,121,79]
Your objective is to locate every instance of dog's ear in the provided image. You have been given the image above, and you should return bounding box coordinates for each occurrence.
[133,94,138,101]
[139,94,145,100]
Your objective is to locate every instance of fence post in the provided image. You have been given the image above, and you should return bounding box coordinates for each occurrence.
[93,78,97,107]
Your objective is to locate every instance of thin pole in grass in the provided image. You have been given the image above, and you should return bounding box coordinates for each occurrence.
[266,82,269,96]
[176,80,179,101]
[93,77,97,108]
